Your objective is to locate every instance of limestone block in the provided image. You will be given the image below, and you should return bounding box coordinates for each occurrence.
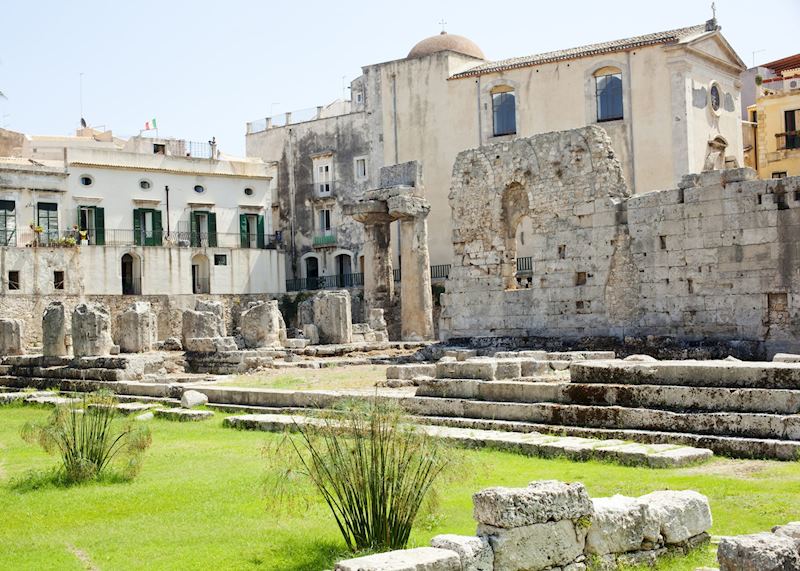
[181,390,209,409]
[335,547,460,571]
[182,311,224,346]
[718,533,800,571]
[303,324,319,345]
[0,318,24,356]
[637,490,712,544]
[298,290,352,344]
[436,360,496,381]
[195,300,225,332]
[387,364,437,380]
[472,480,593,529]
[773,353,800,363]
[71,303,114,358]
[585,495,659,555]
[184,336,237,353]
[430,535,492,571]
[153,408,213,422]
[161,337,183,351]
[42,301,68,357]
[117,301,157,353]
[772,521,800,540]
[478,519,586,571]
[240,300,285,348]
[368,308,387,332]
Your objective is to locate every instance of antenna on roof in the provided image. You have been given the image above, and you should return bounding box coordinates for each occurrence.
[79,72,84,128]
[438,18,447,34]
[711,1,716,20]
[80,118,87,128]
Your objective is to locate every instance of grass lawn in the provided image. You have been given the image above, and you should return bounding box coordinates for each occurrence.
[218,364,388,391]
[1,405,799,570]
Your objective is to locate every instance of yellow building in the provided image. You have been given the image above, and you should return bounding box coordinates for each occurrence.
[744,53,800,179]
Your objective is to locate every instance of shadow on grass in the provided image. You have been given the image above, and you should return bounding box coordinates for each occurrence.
[7,467,134,493]
[249,538,349,570]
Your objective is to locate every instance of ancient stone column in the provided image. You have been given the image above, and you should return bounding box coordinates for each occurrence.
[72,303,114,358]
[346,201,395,316]
[42,301,68,357]
[117,301,157,353]
[389,195,434,341]
[0,318,25,356]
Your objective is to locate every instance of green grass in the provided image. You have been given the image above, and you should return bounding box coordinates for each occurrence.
[1,405,799,570]
[220,364,388,390]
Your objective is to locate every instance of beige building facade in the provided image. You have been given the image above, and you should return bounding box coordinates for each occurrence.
[247,19,746,285]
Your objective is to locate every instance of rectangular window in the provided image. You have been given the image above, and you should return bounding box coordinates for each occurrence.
[78,205,105,245]
[558,245,566,259]
[153,143,166,154]
[214,254,227,266]
[133,208,163,246]
[659,235,667,250]
[315,162,332,195]
[318,209,332,232]
[751,109,758,123]
[785,110,799,150]
[773,172,788,179]
[0,200,16,246]
[355,157,367,179]
[37,202,58,245]
[596,73,623,122]
[8,270,19,290]
[492,90,516,136]
[53,271,64,290]
[240,213,265,249]
[575,271,587,286]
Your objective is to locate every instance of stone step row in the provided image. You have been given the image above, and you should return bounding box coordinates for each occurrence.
[222,413,712,468]
[571,360,800,389]
[416,379,800,414]
[2,367,126,382]
[2,355,134,370]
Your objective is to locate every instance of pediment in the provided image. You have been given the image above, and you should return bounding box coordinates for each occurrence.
[685,33,746,72]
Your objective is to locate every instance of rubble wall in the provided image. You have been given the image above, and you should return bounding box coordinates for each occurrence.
[440,126,800,355]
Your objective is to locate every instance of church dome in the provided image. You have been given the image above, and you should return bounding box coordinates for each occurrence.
[407,32,485,60]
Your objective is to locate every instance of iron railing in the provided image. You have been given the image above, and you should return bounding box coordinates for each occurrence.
[313,228,337,247]
[287,265,453,292]
[517,257,533,272]
[776,131,800,151]
[431,264,451,279]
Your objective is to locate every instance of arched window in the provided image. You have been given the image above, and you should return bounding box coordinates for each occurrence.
[594,67,623,122]
[492,86,516,137]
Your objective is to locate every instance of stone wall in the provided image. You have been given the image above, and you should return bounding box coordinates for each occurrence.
[440,126,800,356]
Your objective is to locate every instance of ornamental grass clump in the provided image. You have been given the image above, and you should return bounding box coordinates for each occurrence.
[21,392,152,484]
[269,401,449,552]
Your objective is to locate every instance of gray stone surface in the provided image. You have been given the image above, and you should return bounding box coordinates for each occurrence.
[240,300,285,348]
[637,490,712,544]
[772,521,800,541]
[299,290,353,344]
[195,300,225,332]
[181,390,209,409]
[585,495,660,555]
[302,324,319,345]
[117,301,157,353]
[0,318,24,356]
[472,480,593,528]
[479,519,587,571]
[71,303,114,358]
[774,353,800,363]
[153,408,213,421]
[182,310,224,344]
[335,547,460,571]
[430,535,492,571]
[718,533,800,571]
[42,301,68,357]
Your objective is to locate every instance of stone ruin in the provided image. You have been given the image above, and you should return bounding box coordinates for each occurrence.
[42,301,69,357]
[0,318,25,356]
[72,302,115,358]
[441,126,800,357]
[182,300,237,353]
[116,301,157,353]
[240,300,286,348]
[336,479,712,571]
[345,161,434,342]
[297,290,389,345]
[718,522,800,570]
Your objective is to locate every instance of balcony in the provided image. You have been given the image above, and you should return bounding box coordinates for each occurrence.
[776,131,800,151]
[313,228,337,247]
[286,264,453,292]
[307,181,336,200]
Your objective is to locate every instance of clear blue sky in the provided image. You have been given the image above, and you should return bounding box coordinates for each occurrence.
[1,0,797,156]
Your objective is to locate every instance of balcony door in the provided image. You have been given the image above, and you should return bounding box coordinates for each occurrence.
[37,202,58,245]
[78,206,105,245]
[133,208,163,246]
[0,200,15,246]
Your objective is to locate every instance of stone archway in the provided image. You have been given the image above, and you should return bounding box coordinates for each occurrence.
[121,252,141,295]
[191,253,210,294]
[501,182,530,290]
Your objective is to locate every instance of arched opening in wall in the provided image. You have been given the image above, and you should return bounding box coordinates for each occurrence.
[191,253,210,294]
[514,216,537,289]
[335,252,353,287]
[593,66,623,122]
[121,253,141,295]
[304,256,320,290]
[703,135,728,172]
[501,182,530,290]
[491,85,516,137]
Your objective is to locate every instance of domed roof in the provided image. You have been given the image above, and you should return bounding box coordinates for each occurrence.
[407,32,485,60]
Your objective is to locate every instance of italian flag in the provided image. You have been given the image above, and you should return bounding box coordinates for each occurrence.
[144,118,158,131]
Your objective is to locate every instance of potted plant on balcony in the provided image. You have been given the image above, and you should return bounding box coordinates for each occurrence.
[73,225,89,245]
[29,221,44,247]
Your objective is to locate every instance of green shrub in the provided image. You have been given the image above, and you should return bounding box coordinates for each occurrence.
[269,401,449,552]
[21,392,151,484]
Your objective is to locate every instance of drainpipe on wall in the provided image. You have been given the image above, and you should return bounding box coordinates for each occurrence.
[287,128,297,276]
[476,76,482,145]
[164,185,170,237]
[626,51,637,192]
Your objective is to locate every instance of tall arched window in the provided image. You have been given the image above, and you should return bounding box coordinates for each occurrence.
[594,67,623,122]
[492,86,516,136]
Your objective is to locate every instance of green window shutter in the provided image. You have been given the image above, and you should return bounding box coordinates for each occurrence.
[256,215,265,249]
[153,210,163,246]
[207,212,217,247]
[94,207,105,245]
[133,209,142,246]
[239,214,248,248]
[190,212,199,247]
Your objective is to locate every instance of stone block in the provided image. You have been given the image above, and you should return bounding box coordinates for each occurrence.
[0,318,24,356]
[472,480,593,528]
[335,547,460,571]
[72,303,114,358]
[42,301,68,357]
[585,495,659,555]
[182,310,225,346]
[772,521,800,540]
[430,535,492,571]
[368,308,387,332]
[117,301,157,353]
[240,300,285,348]
[299,290,353,344]
[773,353,800,363]
[479,519,586,571]
[436,360,496,381]
[718,533,800,571]
[303,324,319,345]
[181,390,209,409]
[387,363,437,380]
[153,408,213,421]
[637,490,712,545]
[195,300,225,332]
[283,338,310,349]
[184,336,237,353]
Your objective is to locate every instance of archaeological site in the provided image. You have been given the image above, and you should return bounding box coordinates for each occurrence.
[2,6,800,571]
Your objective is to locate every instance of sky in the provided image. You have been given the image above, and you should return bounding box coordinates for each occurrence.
[1,0,798,156]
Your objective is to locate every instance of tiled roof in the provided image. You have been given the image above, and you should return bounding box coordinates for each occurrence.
[450,24,711,79]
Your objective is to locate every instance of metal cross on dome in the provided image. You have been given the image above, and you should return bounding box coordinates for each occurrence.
[711,2,716,19]
[438,18,447,33]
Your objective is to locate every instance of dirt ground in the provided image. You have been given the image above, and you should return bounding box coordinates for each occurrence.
[213,364,391,391]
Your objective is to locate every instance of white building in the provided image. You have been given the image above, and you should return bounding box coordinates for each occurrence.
[0,127,285,297]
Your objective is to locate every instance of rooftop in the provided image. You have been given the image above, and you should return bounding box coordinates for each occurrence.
[407,32,485,60]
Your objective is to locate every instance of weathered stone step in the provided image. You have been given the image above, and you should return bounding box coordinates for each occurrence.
[416,379,800,414]
[571,360,800,389]
[222,413,712,468]
[4,366,125,382]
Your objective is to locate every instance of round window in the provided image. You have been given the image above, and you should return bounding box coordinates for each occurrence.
[139,179,151,190]
[709,83,721,113]
[79,175,93,186]
[244,187,254,196]
[194,185,205,194]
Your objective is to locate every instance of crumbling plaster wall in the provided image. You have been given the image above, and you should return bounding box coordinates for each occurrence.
[440,126,800,355]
